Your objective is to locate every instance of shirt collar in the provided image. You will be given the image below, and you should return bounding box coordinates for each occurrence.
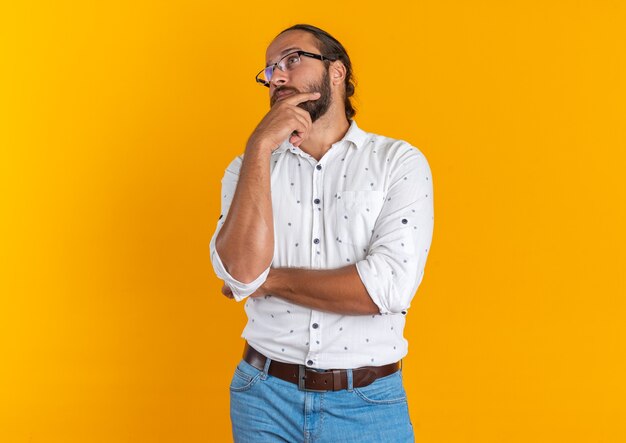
[272,119,368,155]
[343,119,368,149]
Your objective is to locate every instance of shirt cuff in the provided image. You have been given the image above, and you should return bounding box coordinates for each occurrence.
[355,256,402,315]
[209,238,271,301]
[355,259,386,314]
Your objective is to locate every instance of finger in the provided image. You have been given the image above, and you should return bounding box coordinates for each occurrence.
[283,91,321,106]
[289,116,311,146]
[290,111,311,133]
[288,112,310,136]
[290,133,303,146]
[291,105,313,125]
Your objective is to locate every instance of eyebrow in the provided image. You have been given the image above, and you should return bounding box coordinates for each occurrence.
[265,47,303,67]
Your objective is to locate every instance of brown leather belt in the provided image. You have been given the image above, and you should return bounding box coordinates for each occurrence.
[243,342,400,392]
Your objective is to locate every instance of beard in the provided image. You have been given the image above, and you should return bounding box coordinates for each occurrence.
[270,67,332,123]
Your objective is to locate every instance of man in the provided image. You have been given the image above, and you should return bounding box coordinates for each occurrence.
[209,23,434,442]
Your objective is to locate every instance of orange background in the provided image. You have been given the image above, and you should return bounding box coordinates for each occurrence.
[1,1,625,442]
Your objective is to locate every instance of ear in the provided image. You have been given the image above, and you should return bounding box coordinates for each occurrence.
[329,60,346,86]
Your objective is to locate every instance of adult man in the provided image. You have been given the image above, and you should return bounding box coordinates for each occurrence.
[209,24,434,442]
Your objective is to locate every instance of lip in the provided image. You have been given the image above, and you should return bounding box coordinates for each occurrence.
[275,89,295,100]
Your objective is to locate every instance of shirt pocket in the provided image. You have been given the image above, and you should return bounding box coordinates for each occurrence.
[336,190,385,248]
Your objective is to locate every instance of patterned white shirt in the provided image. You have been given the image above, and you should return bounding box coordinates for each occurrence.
[209,119,434,369]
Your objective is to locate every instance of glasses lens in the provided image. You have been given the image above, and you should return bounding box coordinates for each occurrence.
[259,52,301,85]
[280,52,301,71]
[262,66,274,83]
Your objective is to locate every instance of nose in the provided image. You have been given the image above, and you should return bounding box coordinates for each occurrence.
[270,66,289,87]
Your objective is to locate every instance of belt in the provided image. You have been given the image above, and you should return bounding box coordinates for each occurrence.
[242,342,400,392]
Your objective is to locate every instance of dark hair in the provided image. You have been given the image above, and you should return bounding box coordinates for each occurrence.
[277,24,357,121]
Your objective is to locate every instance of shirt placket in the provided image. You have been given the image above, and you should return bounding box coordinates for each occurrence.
[306,158,326,368]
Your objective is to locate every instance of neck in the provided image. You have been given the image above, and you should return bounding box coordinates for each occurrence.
[298,105,351,161]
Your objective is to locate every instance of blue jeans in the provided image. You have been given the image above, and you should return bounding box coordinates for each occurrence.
[229,358,414,442]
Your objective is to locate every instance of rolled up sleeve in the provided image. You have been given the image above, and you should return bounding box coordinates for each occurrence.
[208,155,272,301]
[355,144,434,314]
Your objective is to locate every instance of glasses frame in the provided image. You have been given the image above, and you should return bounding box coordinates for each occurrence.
[255,50,336,87]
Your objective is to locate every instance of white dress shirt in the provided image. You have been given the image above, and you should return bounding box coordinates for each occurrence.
[209,119,434,369]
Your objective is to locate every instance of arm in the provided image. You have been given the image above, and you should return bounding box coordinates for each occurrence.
[214,143,274,284]
[209,91,321,300]
[209,154,272,301]
[259,265,379,315]
[355,145,434,314]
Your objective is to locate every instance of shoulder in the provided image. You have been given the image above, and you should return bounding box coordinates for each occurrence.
[366,131,430,170]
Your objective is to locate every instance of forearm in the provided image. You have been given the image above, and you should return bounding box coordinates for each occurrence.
[215,141,274,283]
[263,265,380,315]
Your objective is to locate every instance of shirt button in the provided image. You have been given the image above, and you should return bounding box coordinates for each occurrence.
[307,360,314,366]
[316,164,322,170]
[312,323,319,329]
[313,238,320,244]
[314,198,320,204]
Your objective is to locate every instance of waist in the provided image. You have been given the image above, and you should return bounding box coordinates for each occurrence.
[243,342,401,392]
[242,314,408,367]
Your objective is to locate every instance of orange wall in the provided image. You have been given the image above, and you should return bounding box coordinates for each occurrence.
[1,1,625,442]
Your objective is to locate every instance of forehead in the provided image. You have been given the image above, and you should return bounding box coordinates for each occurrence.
[265,30,320,65]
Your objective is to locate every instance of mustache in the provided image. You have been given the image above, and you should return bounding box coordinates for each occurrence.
[271,87,299,103]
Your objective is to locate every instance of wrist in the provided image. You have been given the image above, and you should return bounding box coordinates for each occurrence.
[264,267,285,295]
[246,136,276,154]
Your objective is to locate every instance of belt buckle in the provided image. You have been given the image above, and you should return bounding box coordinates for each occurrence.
[298,365,329,392]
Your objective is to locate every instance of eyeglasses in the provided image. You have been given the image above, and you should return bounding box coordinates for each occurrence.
[255,50,336,87]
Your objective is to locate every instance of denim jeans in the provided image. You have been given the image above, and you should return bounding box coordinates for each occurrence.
[229,358,414,442]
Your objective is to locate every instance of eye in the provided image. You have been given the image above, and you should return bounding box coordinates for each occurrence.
[286,54,300,65]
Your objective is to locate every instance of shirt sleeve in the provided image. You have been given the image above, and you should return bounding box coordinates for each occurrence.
[355,143,434,314]
[208,154,272,302]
